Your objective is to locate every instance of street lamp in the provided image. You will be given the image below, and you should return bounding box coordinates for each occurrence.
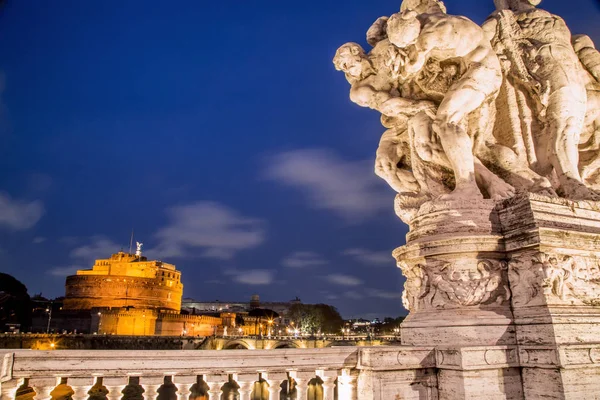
[97,312,102,334]
[45,302,53,334]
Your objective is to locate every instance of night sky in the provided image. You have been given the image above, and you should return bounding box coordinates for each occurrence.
[0,0,599,319]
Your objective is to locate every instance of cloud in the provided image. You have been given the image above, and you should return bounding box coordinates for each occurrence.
[365,288,402,300]
[325,273,363,286]
[32,237,47,244]
[48,236,121,276]
[224,269,275,285]
[264,149,389,220]
[48,266,80,277]
[70,236,122,260]
[342,248,392,266]
[0,193,44,230]
[151,202,266,260]
[343,291,365,300]
[282,251,328,268]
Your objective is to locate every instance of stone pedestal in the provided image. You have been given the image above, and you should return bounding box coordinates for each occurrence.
[500,194,600,346]
[395,199,514,347]
[395,193,600,399]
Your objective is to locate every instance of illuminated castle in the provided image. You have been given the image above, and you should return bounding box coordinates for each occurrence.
[61,244,222,336]
[63,245,183,312]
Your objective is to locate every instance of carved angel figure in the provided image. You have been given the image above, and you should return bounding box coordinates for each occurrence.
[385,7,505,200]
[335,0,523,222]
[484,0,600,200]
[532,253,573,300]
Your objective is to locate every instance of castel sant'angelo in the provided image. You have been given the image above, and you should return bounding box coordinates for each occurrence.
[64,250,183,311]
[61,244,224,336]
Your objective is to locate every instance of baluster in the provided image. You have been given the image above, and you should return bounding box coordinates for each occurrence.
[188,376,209,400]
[234,373,255,400]
[87,377,109,400]
[122,376,144,400]
[336,369,357,400]
[12,378,36,400]
[157,376,178,400]
[30,378,55,400]
[68,378,93,400]
[316,370,336,400]
[204,375,225,400]
[237,381,253,400]
[140,377,162,400]
[288,372,311,400]
[173,376,194,400]
[103,377,127,400]
[50,377,75,400]
[263,372,286,400]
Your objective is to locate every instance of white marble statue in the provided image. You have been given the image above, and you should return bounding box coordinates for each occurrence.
[484,0,599,200]
[334,0,600,222]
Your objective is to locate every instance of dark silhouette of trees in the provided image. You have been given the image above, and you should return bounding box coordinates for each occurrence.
[0,273,32,332]
[288,304,343,334]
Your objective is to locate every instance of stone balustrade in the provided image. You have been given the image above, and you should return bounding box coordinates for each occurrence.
[0,348,363,400]
[0,346,448,400]
[7,345,569,399]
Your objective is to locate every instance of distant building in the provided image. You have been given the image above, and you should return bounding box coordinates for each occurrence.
[64,251,183,311]
[182,295,302,336]
[182,295,301,317]
[57,249,223,336]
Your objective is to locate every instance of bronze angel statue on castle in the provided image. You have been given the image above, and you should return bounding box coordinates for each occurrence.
[334,0,600,223]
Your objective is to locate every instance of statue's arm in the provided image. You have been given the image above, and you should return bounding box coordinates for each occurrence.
[380,96,436,118]
[350,82,392,109]
[350,76,435,116]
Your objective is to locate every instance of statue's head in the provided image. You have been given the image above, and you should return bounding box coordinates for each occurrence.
[400,0,446,14]
[387,11,422,48]
[493,0,541,10]
[333,42,368,79]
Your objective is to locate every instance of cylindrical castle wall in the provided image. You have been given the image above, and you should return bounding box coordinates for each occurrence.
[63,275,183,311]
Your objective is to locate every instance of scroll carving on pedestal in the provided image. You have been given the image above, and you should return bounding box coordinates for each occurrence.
[334,0,600,225]
[399,259,510,311]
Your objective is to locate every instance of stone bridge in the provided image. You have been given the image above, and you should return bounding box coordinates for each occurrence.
[200,336,400,350]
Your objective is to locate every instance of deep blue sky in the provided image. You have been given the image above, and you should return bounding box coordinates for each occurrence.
[0,0,598,319]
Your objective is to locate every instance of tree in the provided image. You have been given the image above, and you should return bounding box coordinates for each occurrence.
[0,273,32,332]
[288,303,343,334]
[379,316,405,334]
